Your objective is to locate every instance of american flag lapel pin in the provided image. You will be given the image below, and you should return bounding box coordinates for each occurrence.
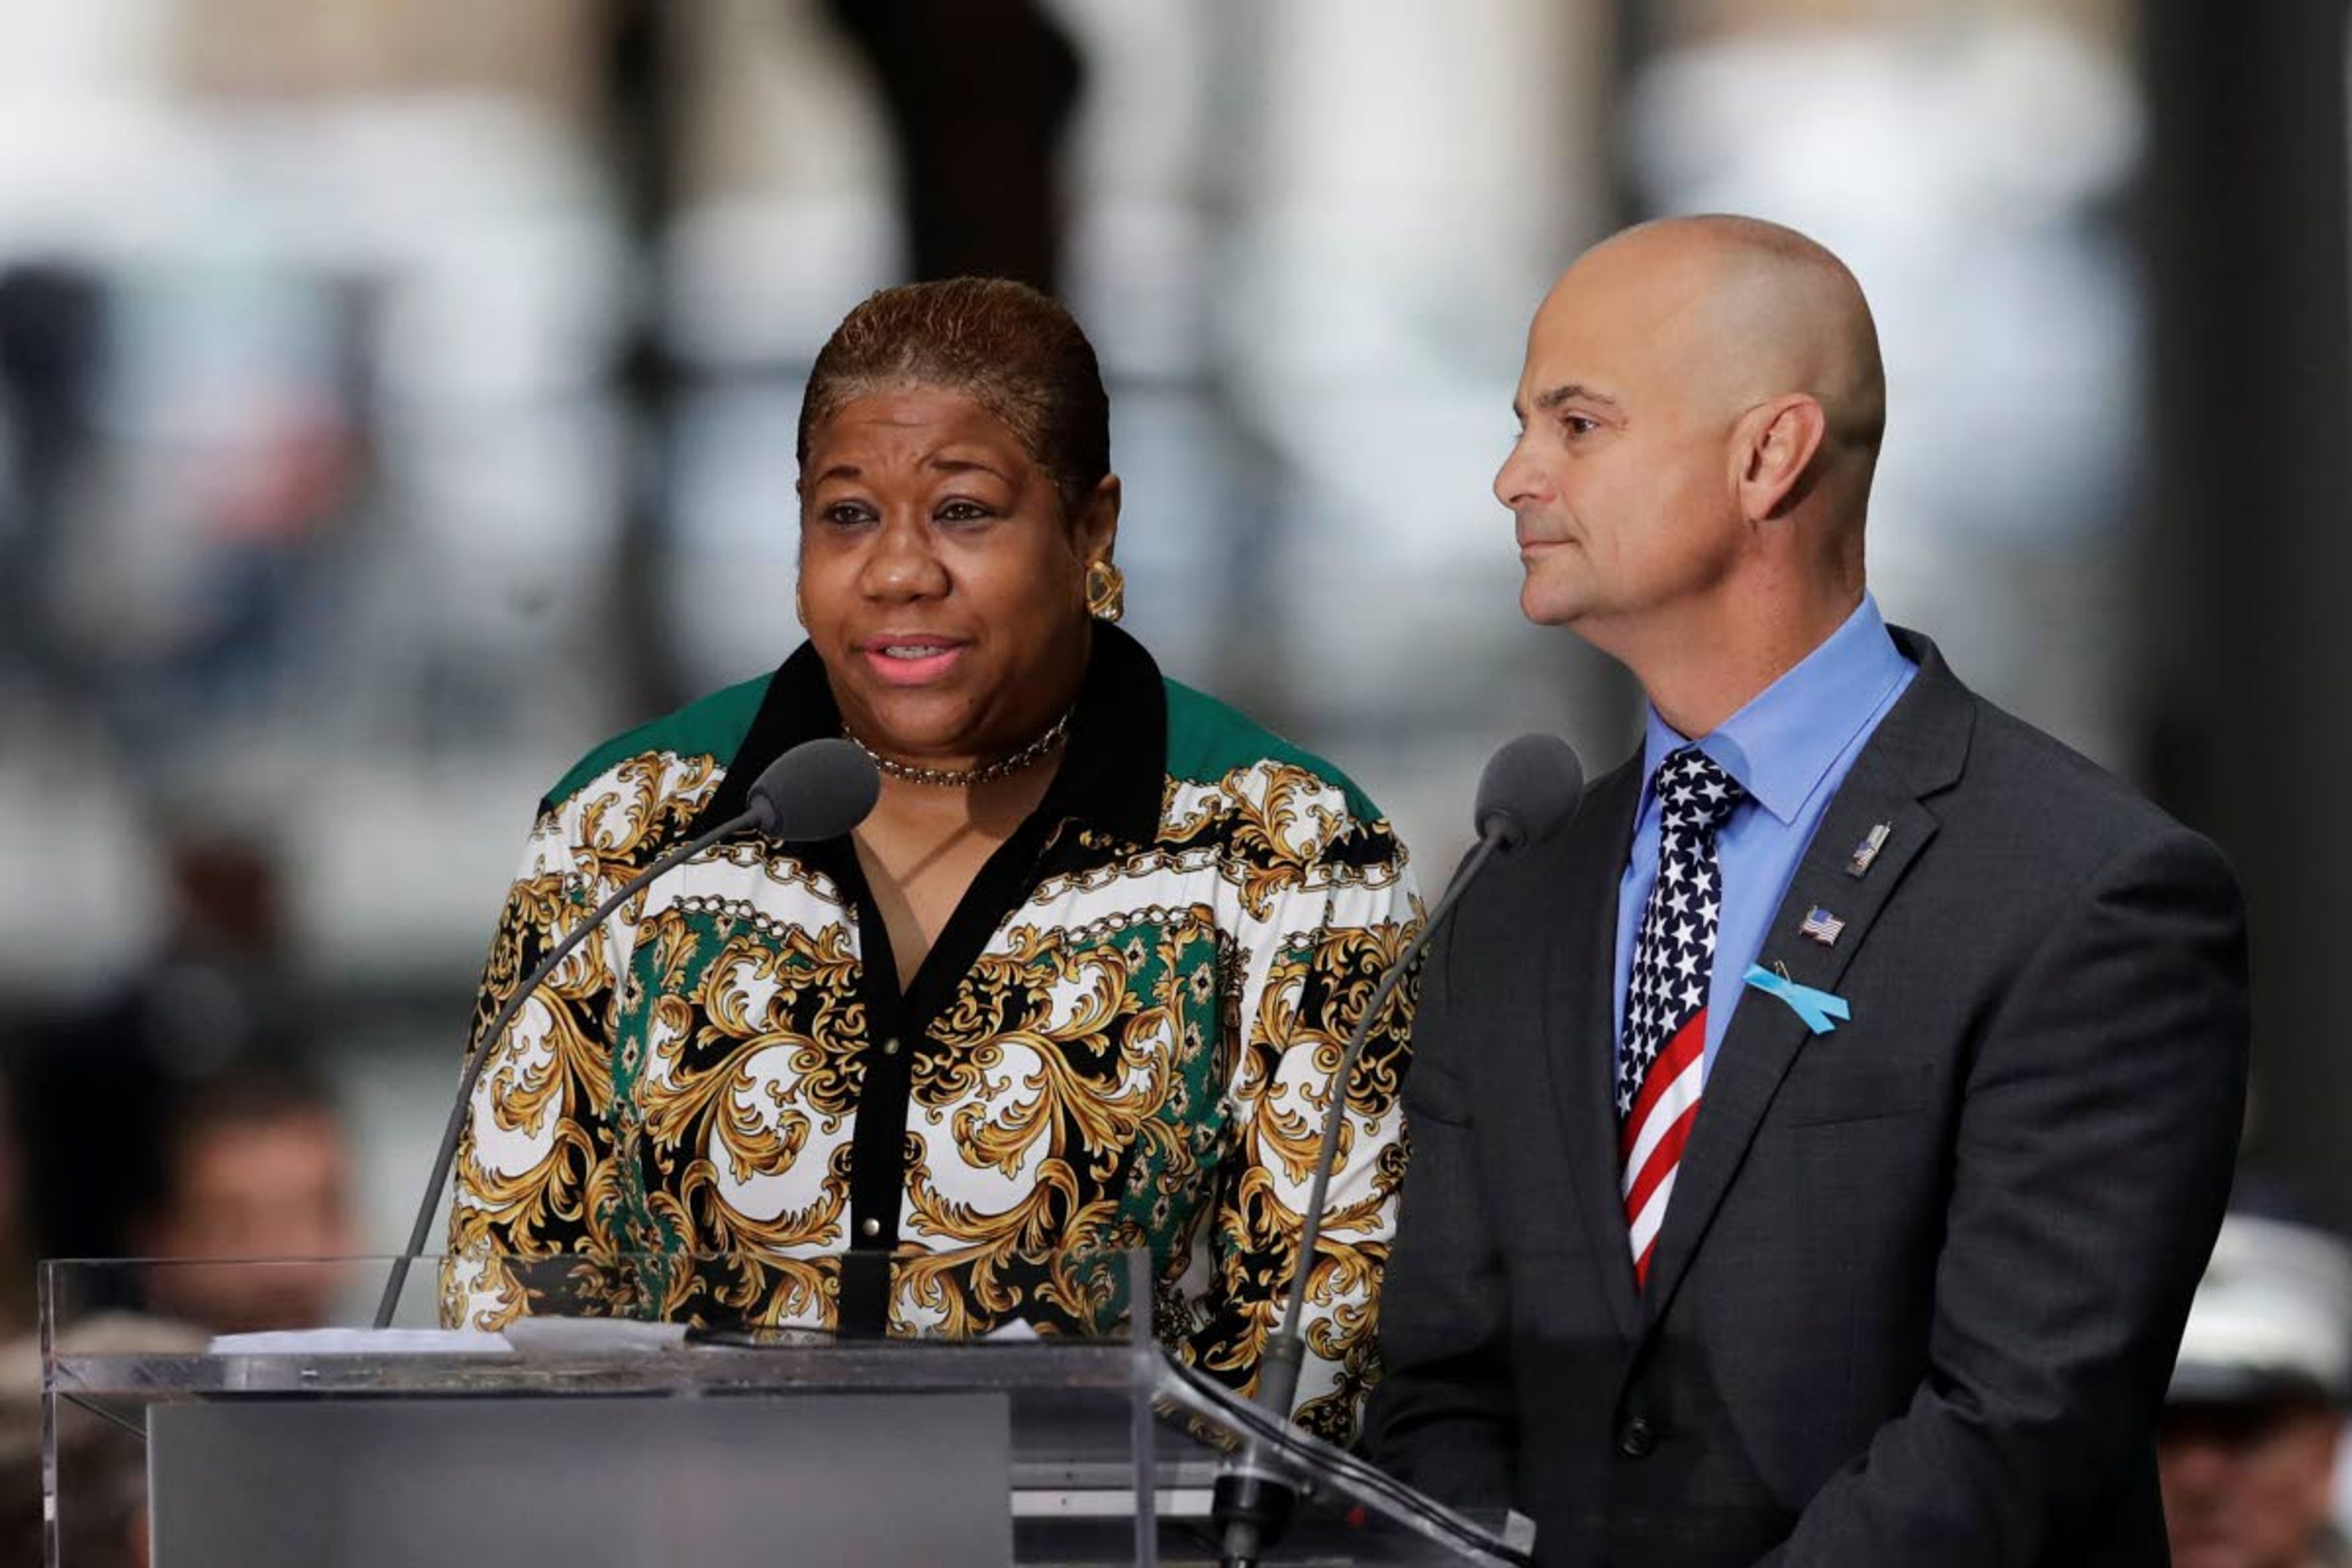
[1845,822,1891,878]
[1799,906,1846,946]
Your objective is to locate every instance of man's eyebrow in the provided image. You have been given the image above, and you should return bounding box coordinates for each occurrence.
[1532,383,1621,415]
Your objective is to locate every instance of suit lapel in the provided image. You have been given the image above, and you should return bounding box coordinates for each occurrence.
[1637,631,1973,1324]
[1542,760,1646,1345]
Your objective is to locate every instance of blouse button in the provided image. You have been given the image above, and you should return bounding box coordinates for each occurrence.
[859,1218,882,1239]
[880,1037,900,1057]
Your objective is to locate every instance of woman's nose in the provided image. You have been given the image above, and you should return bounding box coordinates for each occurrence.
[860,518,951,600]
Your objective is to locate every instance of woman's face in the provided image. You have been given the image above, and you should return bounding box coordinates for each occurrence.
[797,385,1117,767]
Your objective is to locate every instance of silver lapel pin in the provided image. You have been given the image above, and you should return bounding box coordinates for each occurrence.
[1845,821,1891,878]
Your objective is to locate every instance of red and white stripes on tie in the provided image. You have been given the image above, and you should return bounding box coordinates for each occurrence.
[1615,747,1746,1288]
[1621,1011,1707,1284]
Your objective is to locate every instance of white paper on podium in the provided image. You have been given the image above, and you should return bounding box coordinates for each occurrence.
[503,1316,688,1354]
[207,1328,513,1355]
[981,1317,1041,1343]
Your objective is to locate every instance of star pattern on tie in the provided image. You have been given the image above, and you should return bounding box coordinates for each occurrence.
[1616,745,1747,1285]
[1616,747,1746,1119]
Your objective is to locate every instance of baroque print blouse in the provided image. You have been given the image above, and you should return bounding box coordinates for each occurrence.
[443,625,1419,1441]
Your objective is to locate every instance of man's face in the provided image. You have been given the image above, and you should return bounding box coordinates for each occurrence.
[142,1110,358,1333]
[1495,251,1747,646]
[2159,1398,2344,1568]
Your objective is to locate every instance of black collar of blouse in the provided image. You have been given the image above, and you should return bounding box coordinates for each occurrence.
[687,620,1169,850]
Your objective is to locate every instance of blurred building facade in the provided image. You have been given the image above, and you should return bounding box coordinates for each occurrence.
[0,0,2340,1281]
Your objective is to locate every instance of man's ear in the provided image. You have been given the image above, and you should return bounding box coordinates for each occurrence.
[1736,396,1828,522]
[1072,473,1121,560]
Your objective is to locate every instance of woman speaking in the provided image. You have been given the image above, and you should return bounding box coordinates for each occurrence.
[444,277,1417,1441]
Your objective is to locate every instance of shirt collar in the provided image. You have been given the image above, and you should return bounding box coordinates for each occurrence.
[692,621,1168,846]
[1640,594,1913,826]
[1027,621,1168,846]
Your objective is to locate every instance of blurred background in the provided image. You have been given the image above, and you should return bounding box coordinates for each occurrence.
[0,0,2343,1548]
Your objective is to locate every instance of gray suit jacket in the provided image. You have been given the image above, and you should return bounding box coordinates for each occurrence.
[1367,631,2248,1566]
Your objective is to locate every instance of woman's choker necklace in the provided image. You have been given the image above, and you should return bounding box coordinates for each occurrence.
[845,708,1074,788]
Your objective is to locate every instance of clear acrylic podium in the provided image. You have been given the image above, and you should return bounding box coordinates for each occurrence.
[41,1251,1529,1566]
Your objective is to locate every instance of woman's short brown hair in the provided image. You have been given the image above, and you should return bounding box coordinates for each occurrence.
[796,277,1110,514]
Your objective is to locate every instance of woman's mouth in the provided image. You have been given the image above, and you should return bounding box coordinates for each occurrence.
[861,639,967,684]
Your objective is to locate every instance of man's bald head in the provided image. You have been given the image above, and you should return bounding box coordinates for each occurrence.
[1499,216,1886,693]
[1562,217,1879,481]
[1540,214,1884,478]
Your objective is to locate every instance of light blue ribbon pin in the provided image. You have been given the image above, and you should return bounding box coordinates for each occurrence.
[1741,965,1851,1035]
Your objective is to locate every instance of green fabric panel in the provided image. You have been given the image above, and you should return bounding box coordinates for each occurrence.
[543,669,772,809]
[1160,679,1382,824]
[606,921,709,1272]
[1097,916,1230,1243]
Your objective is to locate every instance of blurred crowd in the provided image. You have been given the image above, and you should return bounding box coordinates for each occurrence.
[2161,1214,2352,1568]
[0,832,359,1567]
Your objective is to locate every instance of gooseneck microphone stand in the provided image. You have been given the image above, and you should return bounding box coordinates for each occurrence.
[1213,733,1582,1568]
[1208,834,1506,1567]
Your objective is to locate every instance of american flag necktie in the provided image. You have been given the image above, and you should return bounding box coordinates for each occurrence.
[1617,746,1746,1287]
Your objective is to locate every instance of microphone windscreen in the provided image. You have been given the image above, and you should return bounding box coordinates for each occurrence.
[1473,733,1586,851]
[745,737,882,842]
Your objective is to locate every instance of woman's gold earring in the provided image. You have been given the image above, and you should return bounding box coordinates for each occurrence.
[1084,559,1125,624]
[794,583,809,629]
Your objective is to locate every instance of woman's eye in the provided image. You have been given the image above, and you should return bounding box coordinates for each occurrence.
[1562,415,1597,437]
[820,501,875,527]
[936,499,992,524]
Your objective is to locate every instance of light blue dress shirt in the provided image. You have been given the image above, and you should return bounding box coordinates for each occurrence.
[1611,595,1918,1080]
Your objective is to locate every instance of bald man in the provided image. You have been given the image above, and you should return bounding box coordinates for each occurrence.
[1366,217,2248,1566]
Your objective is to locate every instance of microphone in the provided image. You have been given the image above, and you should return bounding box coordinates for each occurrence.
[1213,733,1584,1567]
[1474,732,1584,851]
[372,738,881,1329]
